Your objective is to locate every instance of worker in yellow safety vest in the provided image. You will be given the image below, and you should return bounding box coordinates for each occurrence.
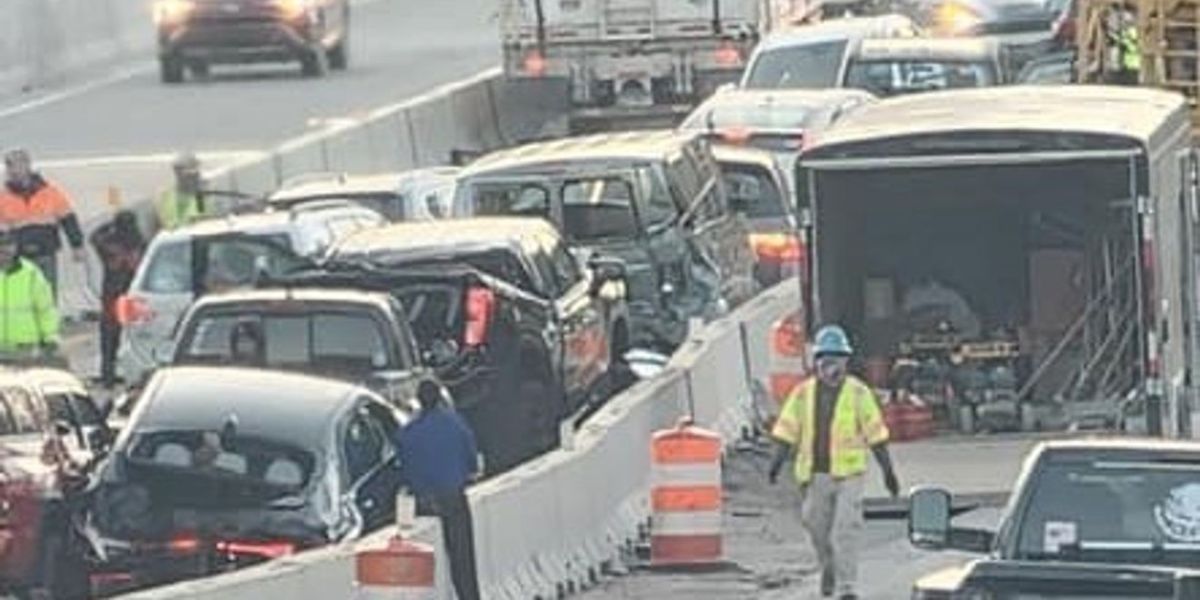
[1115,11,1141,85]
[155,152,205,231]
[0,226,59,358]
[769,324,900,600]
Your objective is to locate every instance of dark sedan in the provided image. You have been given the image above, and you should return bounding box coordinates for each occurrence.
[83,367,407,595]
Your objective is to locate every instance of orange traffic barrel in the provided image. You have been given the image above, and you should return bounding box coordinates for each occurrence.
[355,535,436,599]
[768,311,809,404]
[650,420,723,566]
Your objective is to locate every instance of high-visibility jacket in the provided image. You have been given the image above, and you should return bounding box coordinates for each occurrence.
[1119,26,1141,72]
[771,375,889,484]
[0,177,83,257]
[156,189,203,231]
[0,259,59,352]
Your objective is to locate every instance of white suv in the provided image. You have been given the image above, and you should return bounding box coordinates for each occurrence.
[116,201,385,384]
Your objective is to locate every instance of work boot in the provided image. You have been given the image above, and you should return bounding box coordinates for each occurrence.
[820,568,834,597]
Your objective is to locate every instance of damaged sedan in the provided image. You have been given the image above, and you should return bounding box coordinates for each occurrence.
[83,367,407,594]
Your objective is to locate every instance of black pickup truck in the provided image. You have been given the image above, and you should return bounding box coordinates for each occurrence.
[908,439,1200,599]
[284,217,630,472]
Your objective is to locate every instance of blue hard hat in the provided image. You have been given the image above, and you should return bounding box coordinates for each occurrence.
[813,324,854,357]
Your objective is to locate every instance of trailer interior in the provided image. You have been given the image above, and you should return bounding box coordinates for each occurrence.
[811,157,1145,413]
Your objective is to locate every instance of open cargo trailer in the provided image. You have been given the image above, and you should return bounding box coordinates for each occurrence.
[798,85,1198,436]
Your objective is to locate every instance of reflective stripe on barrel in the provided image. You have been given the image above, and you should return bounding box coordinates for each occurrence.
[650,423,723,566]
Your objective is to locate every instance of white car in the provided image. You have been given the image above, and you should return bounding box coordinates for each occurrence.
[115,201,385,384]
[266,168,460,222]
[739,15,920,90]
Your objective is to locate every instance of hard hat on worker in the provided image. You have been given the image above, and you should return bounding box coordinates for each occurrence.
[812,324,854,357]
[173,151,201,172]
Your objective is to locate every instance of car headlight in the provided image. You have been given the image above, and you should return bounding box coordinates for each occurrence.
[153,0,195,26]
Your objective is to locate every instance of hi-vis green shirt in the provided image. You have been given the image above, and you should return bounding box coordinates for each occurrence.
[0,259,59,351]
[772,376,889,484]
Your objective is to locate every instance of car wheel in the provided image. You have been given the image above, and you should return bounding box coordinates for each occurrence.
[159,57,185,84]
[188,61,210,79]
[328,37,349,70]
[300,48,328,78]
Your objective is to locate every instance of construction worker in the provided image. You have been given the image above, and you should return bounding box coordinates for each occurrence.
[394,381,481,600]
[0,226,60,359]
[1114,10,1141,85]
[0,149,85,298]
[156,152,205,231]
[90,209,145,387]
[768,324,900,600]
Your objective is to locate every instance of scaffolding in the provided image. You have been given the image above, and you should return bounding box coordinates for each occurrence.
[1078,0,1200,129]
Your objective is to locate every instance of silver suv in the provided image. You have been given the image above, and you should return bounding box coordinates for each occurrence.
[116,201,385,384]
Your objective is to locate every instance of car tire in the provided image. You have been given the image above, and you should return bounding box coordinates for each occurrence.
[520,377,560,458]
[328,37,349,71]
[160,57,185,84]
[300,48,328,78]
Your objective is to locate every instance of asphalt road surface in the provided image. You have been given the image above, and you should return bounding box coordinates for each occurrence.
[0,0,498,318]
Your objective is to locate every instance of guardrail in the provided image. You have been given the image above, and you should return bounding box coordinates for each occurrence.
[0,0,150,96]
[118,279,801,599]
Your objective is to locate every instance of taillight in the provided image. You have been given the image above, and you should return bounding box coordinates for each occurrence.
[166,533,200,554]
[115,294,153,326]
[464,286,496,348]
[750,233,804,264]
[216,540,296,559]
[715,40,742,67]
[523,50,548,77]
[771,312,806,358]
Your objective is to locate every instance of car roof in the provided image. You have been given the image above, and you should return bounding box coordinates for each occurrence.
[152,204,377,242]
[334,217,555,260]
[268,168,460,202]
[188,287,397,313]
[852,37,998,60]
[804,85,1187,153]
[756,14,916,51]
[1037,437,1200,456]
[460,130,698,176]
[135,367,364,448]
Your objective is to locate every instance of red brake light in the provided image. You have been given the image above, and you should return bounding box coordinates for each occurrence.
[523,50,548,77]
[715,40,742,67]
[115,294,153,326]
[167,533,200,554]
[464,286,496,348]
[216,540,296,559]
[771,312,807,358]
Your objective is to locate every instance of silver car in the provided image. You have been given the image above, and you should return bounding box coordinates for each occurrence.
[116,202,385,384]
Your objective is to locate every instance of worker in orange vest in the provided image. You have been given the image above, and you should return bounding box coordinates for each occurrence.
[0,149,85,300]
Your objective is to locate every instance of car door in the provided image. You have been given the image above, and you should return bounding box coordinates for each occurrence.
[669,143,757,309]
[339,402,400,534]
[541,237,608,406]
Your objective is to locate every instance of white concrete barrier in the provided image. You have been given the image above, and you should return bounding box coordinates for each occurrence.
[0,0,151,96]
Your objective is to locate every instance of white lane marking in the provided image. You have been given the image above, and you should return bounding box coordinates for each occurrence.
[0,62,155,122]
[0,0,385,121]
[38,150,268,169]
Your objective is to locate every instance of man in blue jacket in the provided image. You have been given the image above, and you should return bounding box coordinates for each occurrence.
[395,381,481,600]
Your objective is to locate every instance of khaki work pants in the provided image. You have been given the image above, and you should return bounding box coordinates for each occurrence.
[801,473,864,596]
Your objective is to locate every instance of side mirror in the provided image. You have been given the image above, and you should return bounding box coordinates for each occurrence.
[908,486,952,550]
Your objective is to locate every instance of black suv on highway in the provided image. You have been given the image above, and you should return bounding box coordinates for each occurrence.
[154,0,350,83]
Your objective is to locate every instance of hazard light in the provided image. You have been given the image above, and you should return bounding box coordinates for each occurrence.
[463,286,496,348]
[217,540,296,559]
[771,312,807,358]
[152,0,194,26]
[750,233,803,264]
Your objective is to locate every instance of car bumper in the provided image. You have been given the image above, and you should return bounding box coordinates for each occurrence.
[159,20,316,62]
